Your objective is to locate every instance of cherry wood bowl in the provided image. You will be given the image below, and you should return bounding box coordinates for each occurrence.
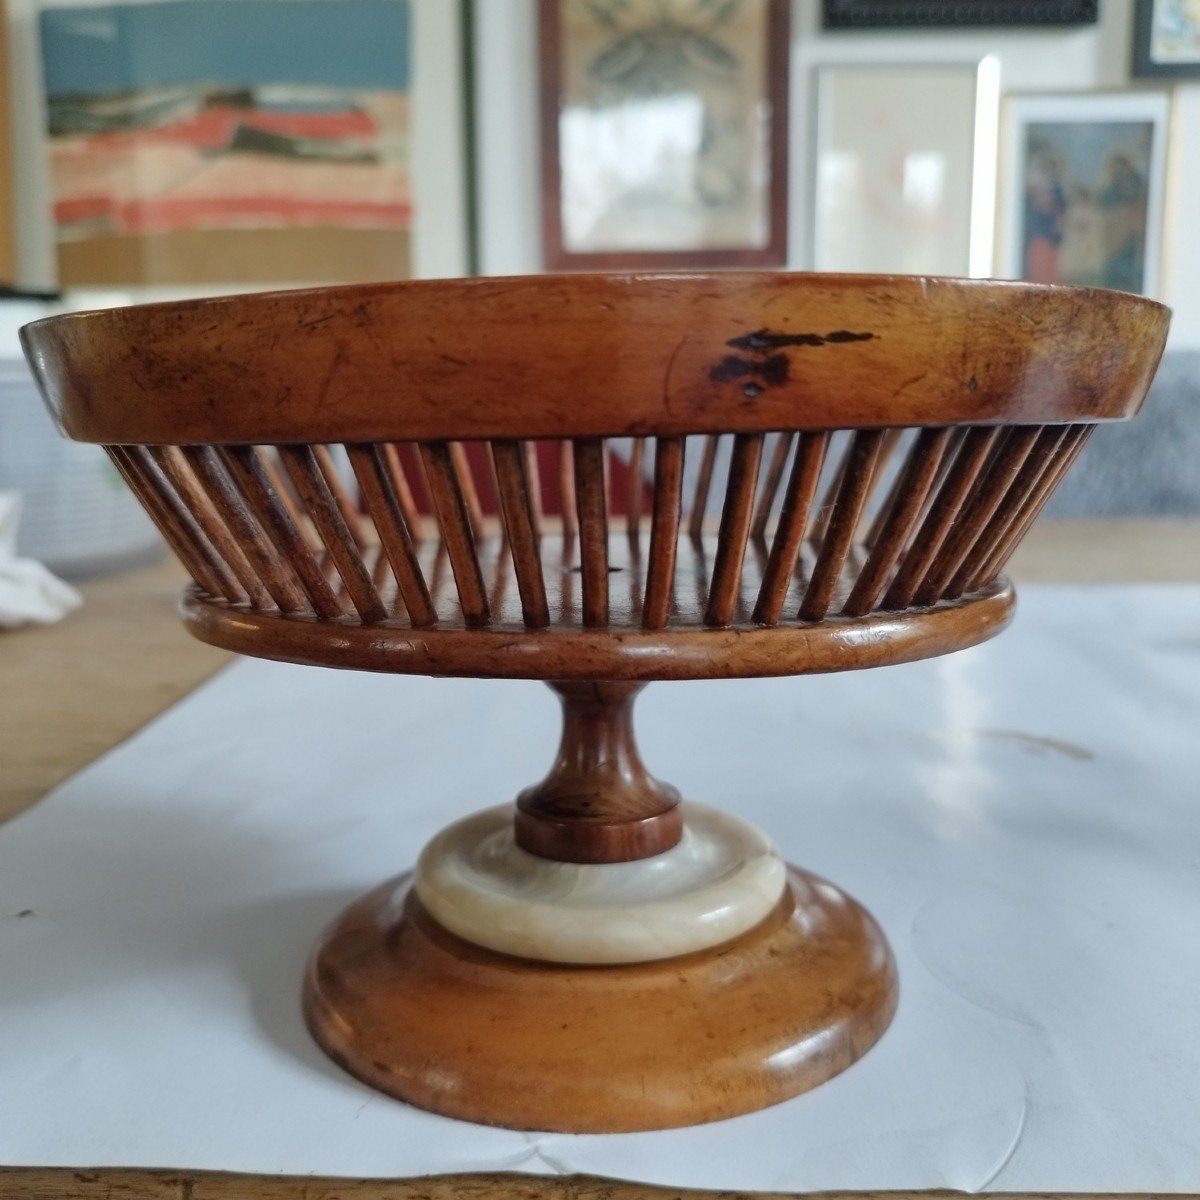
[20,273,1169,683]
[20,272,1170,1131]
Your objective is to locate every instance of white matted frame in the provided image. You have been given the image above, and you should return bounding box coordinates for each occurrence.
[998,91,1171,299]
[810,60,999,278]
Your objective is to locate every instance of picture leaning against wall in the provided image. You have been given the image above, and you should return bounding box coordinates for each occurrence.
[1001,93,1170,298]
[539,0,790,269]
[40,0,413,287]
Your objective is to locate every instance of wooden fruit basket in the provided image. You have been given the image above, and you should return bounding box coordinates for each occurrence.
[23,273,1168,1132]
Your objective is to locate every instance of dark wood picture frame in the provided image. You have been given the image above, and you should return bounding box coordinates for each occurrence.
[538,0,790,271]
[823,0,1098,27]
[1132,0,1200,78]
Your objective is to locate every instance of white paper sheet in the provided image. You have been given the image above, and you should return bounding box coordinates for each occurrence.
[3,585,1200,1189]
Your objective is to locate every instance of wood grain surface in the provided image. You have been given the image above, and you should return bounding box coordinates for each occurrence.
[513,681,683,862]
[303,868,897,1131]
[22,275,1168,446]
[0,558,229,823]
[3,1171,1189,1200]
[178,539,1017,681]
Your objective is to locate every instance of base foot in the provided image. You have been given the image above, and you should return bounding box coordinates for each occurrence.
[303,867,898,1132]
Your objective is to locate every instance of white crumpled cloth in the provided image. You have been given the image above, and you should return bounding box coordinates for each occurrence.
[0,491,81,628]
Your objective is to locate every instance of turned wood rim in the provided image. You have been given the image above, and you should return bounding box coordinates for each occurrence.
[302,867,899,1132]
[180,577,1014,680]
[23,272,1169,445]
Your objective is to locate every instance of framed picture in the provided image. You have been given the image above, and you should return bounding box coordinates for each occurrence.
[538,0,790,270]
[1132,0,1200,78]
[35,0,469,289]
[0,0,15,286]
[811,61,999,278]
[999,93,1171,298]
[823,1,1098,27]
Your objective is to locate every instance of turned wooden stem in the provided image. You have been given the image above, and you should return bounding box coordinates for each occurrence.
[514,682,682,863]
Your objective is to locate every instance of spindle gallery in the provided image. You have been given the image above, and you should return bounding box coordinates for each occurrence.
[21,272,1169,1132]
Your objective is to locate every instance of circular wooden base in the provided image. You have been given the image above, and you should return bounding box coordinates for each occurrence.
[303,867,898,1132]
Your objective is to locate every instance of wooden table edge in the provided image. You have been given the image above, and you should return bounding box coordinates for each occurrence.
[1,1168,1195,1200]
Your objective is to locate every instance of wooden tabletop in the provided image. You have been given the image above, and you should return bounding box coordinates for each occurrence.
[3,516,1199,1197]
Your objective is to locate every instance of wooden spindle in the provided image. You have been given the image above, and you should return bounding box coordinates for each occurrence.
[278,445,388,622]
[370,542,391,591]
[752,432,829,626]
[380,444,425,547]
[558,439,577,539]
[704,433,764,627]
[419,441,490,625]
[842,428,953,617]
[573,437,609,628]
[489,535,512,613]
[954,426,1071,596]
[484,445,507,550]
[490,439,550,629]
[881,427,1001,611]
[514,681,682,863]
[912,426,1043,607]
[347,444,436,626]
[750,431,795,541]
[854,427,905,543]
[184,445,310,614]
[149,445,274,609]
[800,429,886,622]
[974,425,1093,587]
[688,434,719,540]
[109,446,237,602]
[313,445,369,551]
[642,437,685,630]
[259,448,309,535]
[523,440,544,540]
[220,445,344,618]
[913,426,968,529]
[626,437,646,541]
[449,441,485,541]
[807,434,851,547]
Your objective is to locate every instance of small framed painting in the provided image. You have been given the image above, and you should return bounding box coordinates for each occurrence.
[36,0,469,289]
[1132,0,1200,78]
[823,1,1098,27]
[811,60,1000,277]
[999,93,1171,297]
[538,0,790,270]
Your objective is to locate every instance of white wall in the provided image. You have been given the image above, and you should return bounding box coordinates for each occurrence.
[474,0,1200,349]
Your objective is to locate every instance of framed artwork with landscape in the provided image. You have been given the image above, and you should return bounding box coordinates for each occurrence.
[34,0,469,289]
[538,0,790,270]
[1132,0,1200,78]
[1000,93,1170,298]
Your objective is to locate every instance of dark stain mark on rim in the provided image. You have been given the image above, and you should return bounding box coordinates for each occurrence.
[710,328,878,392]
[709,353,790,388]
[726,328,877,352]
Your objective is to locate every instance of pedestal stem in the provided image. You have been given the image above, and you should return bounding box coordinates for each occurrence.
[514,681,682,863]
